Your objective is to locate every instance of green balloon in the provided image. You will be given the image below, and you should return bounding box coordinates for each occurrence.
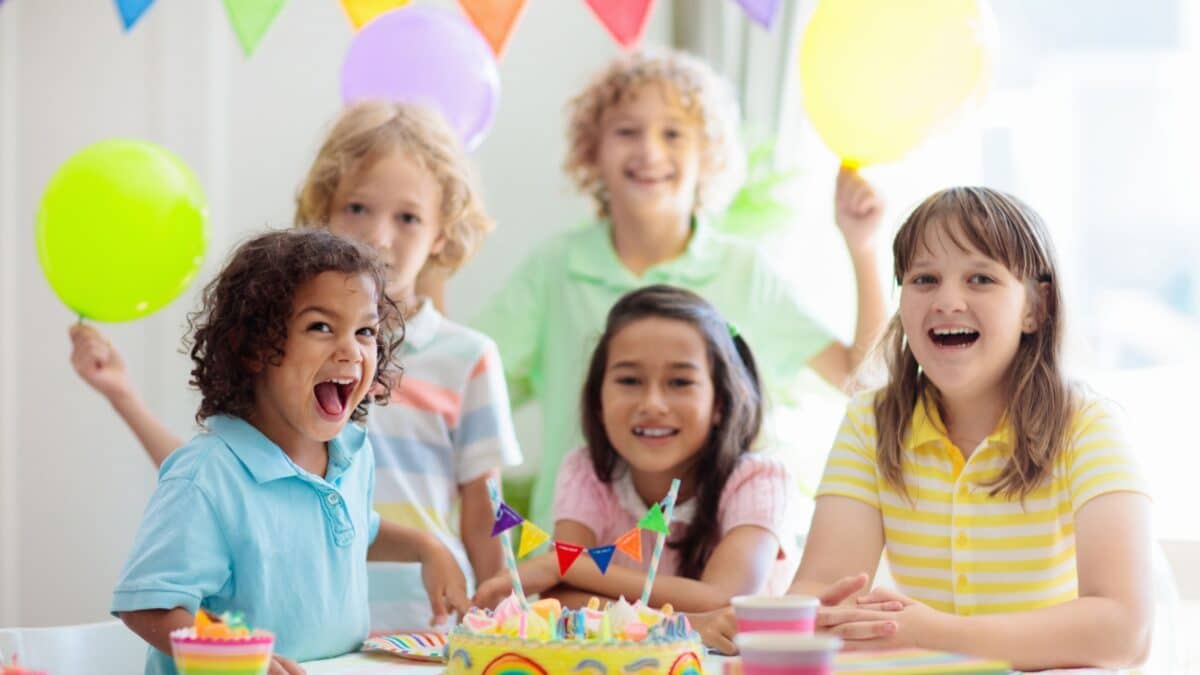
[36,139,209,322]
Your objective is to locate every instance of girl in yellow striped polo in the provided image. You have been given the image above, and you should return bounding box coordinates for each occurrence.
[790,187,1153,671]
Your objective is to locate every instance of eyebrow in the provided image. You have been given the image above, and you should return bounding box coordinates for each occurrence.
[296,306,380,324]
[610,360,701,370]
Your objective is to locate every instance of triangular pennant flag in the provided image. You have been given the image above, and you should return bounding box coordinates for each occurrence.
[584,0,654,49]
[339,0,409,31]
[735,0,782,30]
[554,541,585,576]
[517,521,550,558]
[638,503,669,534]
[614,527,643,563]
[222,0,287,57]
[587,545,617,574]
[113,0,155,30]
[490,502,524,537]
[457,0,526,58]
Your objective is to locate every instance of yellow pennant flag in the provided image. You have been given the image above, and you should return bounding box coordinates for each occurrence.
[340,0,409,30]
[517,521,550,558]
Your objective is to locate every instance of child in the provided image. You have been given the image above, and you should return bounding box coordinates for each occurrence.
[71,102,522,628]
[474,285,800,613]
[470,49,888,529]
[111,229,469,675]
[698,188,1154,670]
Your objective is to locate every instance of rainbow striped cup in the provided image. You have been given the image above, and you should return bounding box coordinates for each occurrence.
[169,627,275,675]
[733,632,842,675]
[731,595,819,634]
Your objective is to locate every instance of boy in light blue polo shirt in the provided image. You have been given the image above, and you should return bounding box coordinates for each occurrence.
[112,230,469,675]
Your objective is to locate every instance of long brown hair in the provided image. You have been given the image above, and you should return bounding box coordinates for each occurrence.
[875,187,1074,500]
[580,285,762,579]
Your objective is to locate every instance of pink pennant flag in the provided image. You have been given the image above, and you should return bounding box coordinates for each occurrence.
[584,0,655,49]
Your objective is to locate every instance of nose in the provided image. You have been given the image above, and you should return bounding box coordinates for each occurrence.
[639,383,669,414]
[932,280,967,314]
[637,132,667,164]
[363,215,393,253]
[334,332,364,363]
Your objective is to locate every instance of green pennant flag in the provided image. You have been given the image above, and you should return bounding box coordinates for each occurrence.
[637,503,669,534]
[223,0,287,56]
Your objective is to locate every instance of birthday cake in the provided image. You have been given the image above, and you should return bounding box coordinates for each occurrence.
[445,594,705,675]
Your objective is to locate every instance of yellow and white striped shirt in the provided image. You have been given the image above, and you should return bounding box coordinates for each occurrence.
[816,390,1147,616]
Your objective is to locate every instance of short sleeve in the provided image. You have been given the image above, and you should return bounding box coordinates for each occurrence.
[718,456,799,556]
[111,478,232,615]
[470,252,548,409]
[455,340,524,484]
[552,448,610,538]
[1067,398,1150,513]
[815,395,882,509]
[744,253,835,387]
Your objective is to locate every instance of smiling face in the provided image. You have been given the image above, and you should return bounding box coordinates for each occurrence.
[899,223,1038,406]
[327,149,446,307]
[599,317,719,479]
[251,271,381,455]
[594,84,703,221]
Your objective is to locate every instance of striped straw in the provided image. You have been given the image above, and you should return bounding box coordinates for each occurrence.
[640,478,681,605]
[486,477,529,609]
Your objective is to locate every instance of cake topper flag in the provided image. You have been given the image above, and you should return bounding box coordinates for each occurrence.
[638,503,670,534]
[113,0,155,30]
[458,0,527,58]
[584,0,655,49]
[222,0,287,56]
[517,521,550,558]
[640,479,680,604]
[615,527,643,562]
[736,0,783,30]
[486,478,529,609]
[554,542,585,576]
[339,0,409,30]
[587,545,617,574]
[491,503,524,537]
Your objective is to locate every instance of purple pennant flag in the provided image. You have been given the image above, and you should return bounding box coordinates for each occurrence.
[587,545,617,574]
[491,502,524,537]
[114,0,155,30]
[735,0,781,30]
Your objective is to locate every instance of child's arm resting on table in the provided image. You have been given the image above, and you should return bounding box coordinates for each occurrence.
[369,519,471,623]
[118,609,306,675]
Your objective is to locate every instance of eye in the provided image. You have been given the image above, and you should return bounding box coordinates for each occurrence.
[357,325,378,338]
[669,377,695,387]
[907,274,937,286]
[345,202,368,216]
[614,375,641,386]
[664,128,682,140]
[398,212,421,225]
[615,127,638,137]
[307,321,332,333]
[969,273,996,285]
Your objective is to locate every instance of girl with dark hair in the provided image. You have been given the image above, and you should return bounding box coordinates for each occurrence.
[475,284,800,613]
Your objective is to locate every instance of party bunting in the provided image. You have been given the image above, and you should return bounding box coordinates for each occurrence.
[223,0,287,57]
[735,0,782,30]
[638,503,669,534]
[584,0,654,49]
[339,0,409,30]
[614,527,643,563]
[517,521,550,558]
[113,0,155,30]
[587,545,616,574]
[554,541,585,576]
[491,502,524,536]
[458,0,526,58]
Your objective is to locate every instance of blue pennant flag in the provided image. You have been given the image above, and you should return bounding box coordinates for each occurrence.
[114,0,155,30]
[587,544,616,574]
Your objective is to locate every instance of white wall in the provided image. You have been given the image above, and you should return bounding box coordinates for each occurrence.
[0,0,674,626]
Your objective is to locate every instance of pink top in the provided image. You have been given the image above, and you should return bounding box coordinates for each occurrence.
[553,448,801,595]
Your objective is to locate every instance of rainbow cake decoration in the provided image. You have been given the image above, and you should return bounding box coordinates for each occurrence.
[446,594,704,675]
[169,610,275,675]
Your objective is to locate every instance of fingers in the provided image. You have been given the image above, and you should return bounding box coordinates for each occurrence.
[828,618,897,641]
[818,606,896,630]
[855,587,911,607]
[447,581,471,617]
[818,573,869,606]
[427,585,449,626]
[854,600,905,612]
[269,656,305,675]
[707,631,738,656]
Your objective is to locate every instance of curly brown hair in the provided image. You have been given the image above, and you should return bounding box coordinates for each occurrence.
[185,229,402,425]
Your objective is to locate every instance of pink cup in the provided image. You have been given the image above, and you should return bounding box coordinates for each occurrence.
[734,632,842,675]
[731,595,819,634]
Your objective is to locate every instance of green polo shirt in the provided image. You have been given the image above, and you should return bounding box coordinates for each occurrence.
[471,218,834,527]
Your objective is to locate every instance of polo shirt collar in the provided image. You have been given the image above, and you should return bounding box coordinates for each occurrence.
[908,394,1013,451]
[565,216,724,289]
[206,414,368,484]
[401,298,441,352]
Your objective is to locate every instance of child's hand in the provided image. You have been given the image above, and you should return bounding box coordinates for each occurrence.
[417,537,471,625]
[818,586,937,651]
[472,559,559,609]
[268,654,305,674]
[69,324,135,402]
[688,606,738,655]
[833,166,884,253]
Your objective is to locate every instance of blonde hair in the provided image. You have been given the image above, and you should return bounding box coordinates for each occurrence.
[295,100,493,272]
[564,49,746,218]
[875,187,1075,501]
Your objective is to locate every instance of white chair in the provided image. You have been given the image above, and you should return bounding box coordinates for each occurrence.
[0,619,147,674]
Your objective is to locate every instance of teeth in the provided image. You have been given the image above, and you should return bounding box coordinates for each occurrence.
[932,328,977,336]
[324,378,355,385]
[634,427,675,438]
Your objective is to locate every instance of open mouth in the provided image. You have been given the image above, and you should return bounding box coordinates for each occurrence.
[314,377,357,420]
[633,426,679,439]
[929,327,980,348]
[625,169,674,186]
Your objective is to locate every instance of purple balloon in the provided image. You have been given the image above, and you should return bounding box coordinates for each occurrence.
[341,6,500,151]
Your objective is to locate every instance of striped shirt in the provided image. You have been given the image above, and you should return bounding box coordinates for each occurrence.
[369,299,523,582]
[817,389,1147,616]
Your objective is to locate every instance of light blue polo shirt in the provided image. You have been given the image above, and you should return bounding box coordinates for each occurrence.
[112,415,381,675]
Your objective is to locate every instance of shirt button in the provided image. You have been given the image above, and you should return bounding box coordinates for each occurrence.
[956,531,968,546]
[959,484,970,497]
[326,493,340,505]
[957,573,968,588]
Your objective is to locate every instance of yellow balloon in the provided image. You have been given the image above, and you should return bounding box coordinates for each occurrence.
[799,0,991,167]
